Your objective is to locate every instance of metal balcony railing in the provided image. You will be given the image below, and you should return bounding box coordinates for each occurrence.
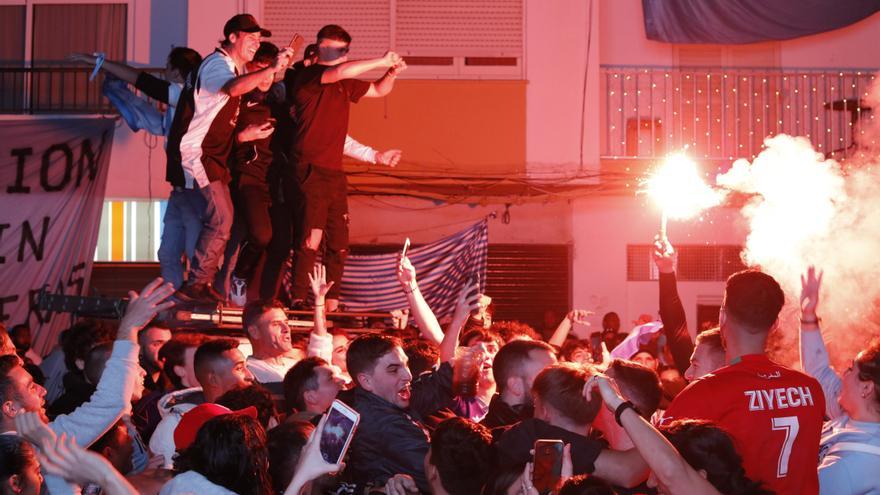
[0,66,165,115]
[601,65,879,162]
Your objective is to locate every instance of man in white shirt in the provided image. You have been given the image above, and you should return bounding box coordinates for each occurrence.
[173,14,293,304]
[243,299,300,383]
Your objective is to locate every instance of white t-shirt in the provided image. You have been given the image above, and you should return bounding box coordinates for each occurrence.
[179,49,237,188]
[246,355,299,383]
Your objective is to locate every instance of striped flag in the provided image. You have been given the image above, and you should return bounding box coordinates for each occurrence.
[340,220,489,318]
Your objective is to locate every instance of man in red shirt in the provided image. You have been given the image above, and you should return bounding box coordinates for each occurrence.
[663,270,825,495]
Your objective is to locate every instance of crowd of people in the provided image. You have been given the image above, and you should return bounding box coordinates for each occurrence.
[2,230,878,495]
[2,13,878,495]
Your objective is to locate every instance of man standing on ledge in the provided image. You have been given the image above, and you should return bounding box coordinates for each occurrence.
[174,14,292,304]
[287,24,406,312]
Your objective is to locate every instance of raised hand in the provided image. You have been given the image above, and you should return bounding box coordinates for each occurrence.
[120,278,175,339]
[585,373,626,412]
[389,60,408,76]
[308,264,335,302]
[567,309,593,325]
[284,413,345,495]
[397,255,417,287]
[38,433,133,491]
[652,234,675,274]
[800,265,823,321]
[382,51,402,67]
[377,149,402,167]
[273,47,295,72]
[15,411,56,446]
[68,52,97,65]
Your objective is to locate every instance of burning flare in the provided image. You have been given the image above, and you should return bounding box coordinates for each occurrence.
[642,153,724,235]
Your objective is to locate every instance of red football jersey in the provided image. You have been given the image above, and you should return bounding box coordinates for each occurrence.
[663,354,825,495]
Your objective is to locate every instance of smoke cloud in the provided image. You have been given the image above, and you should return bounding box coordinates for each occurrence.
[716,132,880,369]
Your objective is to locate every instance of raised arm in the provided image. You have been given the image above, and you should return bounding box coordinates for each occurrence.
[654,236,694,375]
[397,255,443,344]
[440,283,481,364]
[320,51,401,84]
[306,264,334,363]
[588,375,720,494]
[798,266,843,418]
[223,47,293,97]
[69,53,141,85]
[364,61,407,98]
[549,309,592,347]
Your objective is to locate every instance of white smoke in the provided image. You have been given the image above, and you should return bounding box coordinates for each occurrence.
[716,133,880,368]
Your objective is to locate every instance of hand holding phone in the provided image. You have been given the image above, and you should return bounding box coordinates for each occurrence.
[532,439,564,493]
[319,400,360,465]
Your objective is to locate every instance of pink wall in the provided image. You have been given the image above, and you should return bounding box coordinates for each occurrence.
[571,196,749,335]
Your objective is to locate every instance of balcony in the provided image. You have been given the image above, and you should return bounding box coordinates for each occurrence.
[0,66,165,115]
[600,65,878,178]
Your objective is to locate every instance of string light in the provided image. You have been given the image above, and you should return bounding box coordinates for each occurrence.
[604,68,874,161]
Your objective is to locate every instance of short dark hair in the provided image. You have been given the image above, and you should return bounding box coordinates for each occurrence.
[695,327,724,354]
[461,329,503,349]
[403,340,439,377]
[267,421,314,493]
[346,334,401,386]
[167,47,202,79]
[856,338,880,409]
[62,320,115,371]
[532,364,600,425]
[316,24,351,44]
[0,435,36,485]
[194,338,240,384]
[601,312,621,332]
[723,270,784,333]
[160,333,211,390]
[217,384,278,428]
[303,43,318,60]
[252,41,278,65]
[282,356,326,413]
[242,299,285,334]
[429,418,494,494]
[0,355,22,411]
[608,359,663,417]
[492,339,555,394]
[491,321,540,343]
[84,342,114,385]
[174,414,272,495]
[559,339,591,363]
[661,420,772,495]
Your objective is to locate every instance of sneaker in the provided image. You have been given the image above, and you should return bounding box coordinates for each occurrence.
[175,282,224,305]
[229,276,248,307]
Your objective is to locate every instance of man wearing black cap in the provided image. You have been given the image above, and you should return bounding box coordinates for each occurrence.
[171,14,293,304]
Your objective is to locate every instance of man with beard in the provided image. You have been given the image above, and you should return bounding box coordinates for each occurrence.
[138,325,172,393]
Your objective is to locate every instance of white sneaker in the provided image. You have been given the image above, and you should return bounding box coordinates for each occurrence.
[229,276,248,307]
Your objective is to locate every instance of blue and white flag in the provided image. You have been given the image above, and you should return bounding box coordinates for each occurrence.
[340,220,489,318]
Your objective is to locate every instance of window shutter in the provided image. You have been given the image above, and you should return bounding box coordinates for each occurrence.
[263,0,392,59]
[395,0,523,57]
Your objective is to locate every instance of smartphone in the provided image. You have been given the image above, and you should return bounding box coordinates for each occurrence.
[532,439,564,493]
[289,33,305,52]
[319,400,360,465]
[401,237,411,259]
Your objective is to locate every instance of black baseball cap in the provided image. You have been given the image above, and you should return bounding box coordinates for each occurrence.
[223,14,271,38]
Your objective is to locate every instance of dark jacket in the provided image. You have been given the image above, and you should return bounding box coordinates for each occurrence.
[659,271,695,375]
[494,418,605,475]
[340,387,431,493]
[481,394,533,429]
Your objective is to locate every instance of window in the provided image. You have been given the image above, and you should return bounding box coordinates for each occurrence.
[627,244,746,281]
[95,200,164,262]
[262,0,524,79]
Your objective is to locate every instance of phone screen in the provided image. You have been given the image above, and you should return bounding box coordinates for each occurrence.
[532,440,563,493]
[320,405,357,464]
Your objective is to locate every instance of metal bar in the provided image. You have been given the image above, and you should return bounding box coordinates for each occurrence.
[650,69,656,156]
[605,70,611,156]
[635,71,640,156]
[721,73,727,158]
[620,72,626,156]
